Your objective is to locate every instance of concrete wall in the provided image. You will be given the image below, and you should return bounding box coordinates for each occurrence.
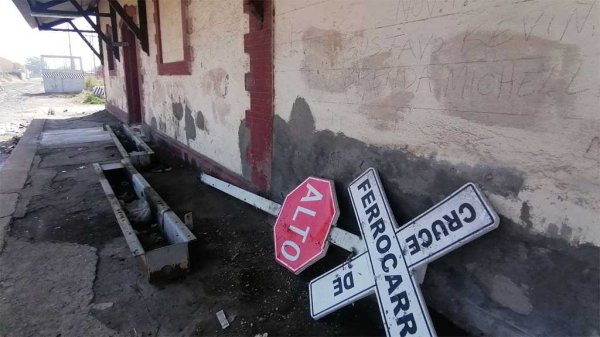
[101,0,250,175]
[273,0,599,335]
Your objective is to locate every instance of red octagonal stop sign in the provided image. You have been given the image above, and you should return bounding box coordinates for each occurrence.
[273,177,339,274]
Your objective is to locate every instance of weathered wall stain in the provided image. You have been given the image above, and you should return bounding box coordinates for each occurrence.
[430,33,581,128]
[238,119,251,181]
[584,136,599,161]
[520,202,533,230]
[489,274,533,315]
[546,222,575,242]
[423,216,599,336]
[301,28,350,93]
[172,102,184,121]
[361,91,415,127]
[150,117,157,130]
[158,118,166,132]
[204,68,229,98]
[203,68,232,124]
[303,27,343,67]
[184,105,196,142]
[301,28,395,95]
[211,100,231,124]
[273,97,524,211]
[169,101,208,142]
[171,102,184,141]
[296,13,595,130]
[195,110,207,132]
[301,30,586,129]
[271,97,599,335]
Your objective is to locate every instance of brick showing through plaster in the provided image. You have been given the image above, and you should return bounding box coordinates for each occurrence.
[243,0,273,193]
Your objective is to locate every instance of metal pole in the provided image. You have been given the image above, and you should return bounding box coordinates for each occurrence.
[198,173,365,253]
[67,31,74,70]
[91,34,97,73]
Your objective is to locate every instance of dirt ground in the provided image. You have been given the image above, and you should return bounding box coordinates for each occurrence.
[0,78,103,168]
[0,84,466,336]
[0,111,382,336]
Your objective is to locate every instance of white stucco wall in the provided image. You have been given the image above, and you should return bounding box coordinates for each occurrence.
[274,0,599,246]
[142,0,249,175]
[101,0,250,175]
[99,0,132,114]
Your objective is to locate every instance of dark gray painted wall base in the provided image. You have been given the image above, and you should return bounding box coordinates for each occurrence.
[271,97,599,336]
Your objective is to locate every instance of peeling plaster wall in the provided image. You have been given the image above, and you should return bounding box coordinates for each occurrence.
[101,0,249,175]
[99,0,132,115]
[273,0,599,335]
[142,0,249,174]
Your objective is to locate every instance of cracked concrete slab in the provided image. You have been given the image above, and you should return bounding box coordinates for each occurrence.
[0,217,10,253]
[38,143,120,168]
[0,192,19,253]
[0,193,18,218]
[0,238,119,337]
[39,127,111,147]
[0,119,45,194]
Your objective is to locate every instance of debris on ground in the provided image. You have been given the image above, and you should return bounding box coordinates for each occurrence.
[91,302,114,311]
[121,198,151,225]
[216,310,230,329]
[151,165,172,173]
[184,212,193,230]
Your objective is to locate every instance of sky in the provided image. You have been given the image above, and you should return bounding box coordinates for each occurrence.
[0,0,100,71]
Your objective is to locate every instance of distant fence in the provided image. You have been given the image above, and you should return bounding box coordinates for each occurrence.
[41,55,85,93]
[42,71,85,79]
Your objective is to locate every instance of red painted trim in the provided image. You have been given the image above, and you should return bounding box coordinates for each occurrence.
[243,0,274,194]
[106,103,128,123]
[146,125,259,193]
[153,0,192,76]
[120,5,142,124]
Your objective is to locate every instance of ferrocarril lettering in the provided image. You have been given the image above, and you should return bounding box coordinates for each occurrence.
[356,177,418,337]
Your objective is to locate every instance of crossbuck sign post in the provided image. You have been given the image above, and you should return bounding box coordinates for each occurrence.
[309,168,499,337]
[199,168,499,336]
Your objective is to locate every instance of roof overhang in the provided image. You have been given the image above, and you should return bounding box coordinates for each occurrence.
[12,0,99,30]
[12,0,150,62]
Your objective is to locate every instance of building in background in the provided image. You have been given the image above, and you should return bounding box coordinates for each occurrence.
[13,0,600,335]
[0,56,25,80]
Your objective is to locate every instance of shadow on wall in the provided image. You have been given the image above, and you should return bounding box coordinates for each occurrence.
[270,97,599,336]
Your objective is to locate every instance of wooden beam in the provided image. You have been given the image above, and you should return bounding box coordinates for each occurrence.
[67,0,117,60]
[107,0,149,54]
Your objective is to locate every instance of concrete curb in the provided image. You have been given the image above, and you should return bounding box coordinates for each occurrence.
[0,119,45,252]
[0,119,45,194]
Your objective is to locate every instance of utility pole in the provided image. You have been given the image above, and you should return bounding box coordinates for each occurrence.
[92,34,97,73]
[67,31,74,70]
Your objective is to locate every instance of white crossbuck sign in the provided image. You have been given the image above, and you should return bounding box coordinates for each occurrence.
[309,168,499,337]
